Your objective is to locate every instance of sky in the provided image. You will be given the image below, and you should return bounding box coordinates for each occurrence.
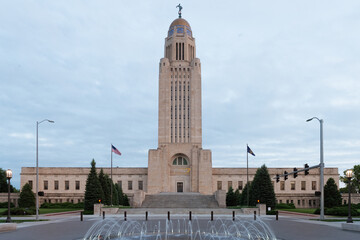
[1,1,360,189]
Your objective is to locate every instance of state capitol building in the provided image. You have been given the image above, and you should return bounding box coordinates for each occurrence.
[20,12,339,208]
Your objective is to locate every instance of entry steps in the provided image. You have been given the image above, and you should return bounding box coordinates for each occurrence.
[141,192,219,208]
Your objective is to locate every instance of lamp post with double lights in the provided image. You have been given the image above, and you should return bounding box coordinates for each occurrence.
[36,119,54,220]
[306,117,324,220]
[6,169,12,223]
[346,169,353,223]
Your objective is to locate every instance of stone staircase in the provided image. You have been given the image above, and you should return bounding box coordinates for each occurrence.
[141,192,219,208]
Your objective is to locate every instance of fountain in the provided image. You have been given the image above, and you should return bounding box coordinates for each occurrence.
[83,216,277,240]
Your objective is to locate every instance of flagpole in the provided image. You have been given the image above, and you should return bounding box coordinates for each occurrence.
[111,144,113,206]
[247,144,249,207]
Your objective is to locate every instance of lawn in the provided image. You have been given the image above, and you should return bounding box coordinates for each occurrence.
[39,208,83,214]
[0,208,82,216]
[279,208,317,214]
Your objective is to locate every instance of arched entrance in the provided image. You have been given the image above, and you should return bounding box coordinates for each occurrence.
[170,155,191,192]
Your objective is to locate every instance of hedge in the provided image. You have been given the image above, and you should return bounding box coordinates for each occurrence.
[40,202,84,209]
[275,203,296,209]
[314,206,360,216]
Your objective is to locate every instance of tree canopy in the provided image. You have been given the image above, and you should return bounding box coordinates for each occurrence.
[0,168,17,193]
[340,164,360,193]
[84,159,104,211]
[18,183,35,208]
[324,177,342,208]
[249,164,276,209]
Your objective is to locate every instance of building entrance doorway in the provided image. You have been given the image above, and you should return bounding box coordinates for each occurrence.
[177,182,183,192]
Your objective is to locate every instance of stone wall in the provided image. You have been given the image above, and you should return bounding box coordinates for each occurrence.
[0,193,19,207]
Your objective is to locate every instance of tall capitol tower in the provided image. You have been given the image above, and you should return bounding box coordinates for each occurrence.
[147,8,213,195]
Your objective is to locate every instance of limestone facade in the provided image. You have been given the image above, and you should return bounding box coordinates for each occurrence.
[20,165,339,208]
[18,16,341,209]
[147,17,212,195]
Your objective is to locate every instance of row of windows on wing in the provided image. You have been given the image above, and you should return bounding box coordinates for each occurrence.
[172,156,188,165]
[168,25,192,37]
[216,180,318,191]
[28,180,81,191]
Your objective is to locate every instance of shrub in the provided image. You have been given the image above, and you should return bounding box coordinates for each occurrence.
[314,206,360,216]
[40,202,84,209]
[266,210,277,215]
[1,207,35,215]
[276,203,295,209]
[0,202,15,208]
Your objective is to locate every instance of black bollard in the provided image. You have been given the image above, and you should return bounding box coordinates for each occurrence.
[124,211,127,221]
[80,211,83,221]
[189,211,192,221]
[254,211,256,220]
[103,211,105,220]
[232,211,235,221]
[146,211,148,221]
[211,211,213,221]
[168,211,170,221]
[276,211,279,221]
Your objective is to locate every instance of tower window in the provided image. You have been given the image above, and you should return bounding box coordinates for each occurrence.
[176,43,178,60]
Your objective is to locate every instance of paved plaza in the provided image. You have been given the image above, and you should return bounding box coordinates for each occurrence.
[1,212,360,240]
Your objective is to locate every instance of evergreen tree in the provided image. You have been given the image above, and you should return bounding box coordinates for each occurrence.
[226,186,236,206]
[84,159,104,211]
[234,188,241,206]
[99,169,111,205]
[249,165,276,209]
[115,183,124,205]
[112,182,119,205]
[324,177,342,208]
[240,182,251,206]
[18,183,35,208]
[123,194,130,206]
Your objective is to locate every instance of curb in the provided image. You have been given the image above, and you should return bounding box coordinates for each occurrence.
[0,223,17,233]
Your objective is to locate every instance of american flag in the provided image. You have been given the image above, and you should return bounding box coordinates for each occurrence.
[112,145,121,155]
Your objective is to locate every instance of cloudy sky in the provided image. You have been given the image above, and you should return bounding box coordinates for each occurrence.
[1,1,359,188]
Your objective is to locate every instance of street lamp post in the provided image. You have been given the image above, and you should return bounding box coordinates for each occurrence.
[36,119,54,220]
[307,117,324,220]
[6,169,12,223]
[346,169,353,223]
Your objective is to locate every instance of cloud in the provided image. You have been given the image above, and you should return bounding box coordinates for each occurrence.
[8,133,34,139]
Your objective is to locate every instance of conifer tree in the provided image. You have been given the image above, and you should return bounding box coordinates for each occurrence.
[112,182,119,205]
[84,159,104,211]
[18,183,35,208]
[249,164,276,209]
[115,183,124,205]
[99,169,111,205]
[226,186,237,206]
[240,182,251,206]
[324,177,342,208]
[123,194,130,206]
[234,188,241,206]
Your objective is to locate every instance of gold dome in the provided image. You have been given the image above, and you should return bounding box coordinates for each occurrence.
[169,18,191,29]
